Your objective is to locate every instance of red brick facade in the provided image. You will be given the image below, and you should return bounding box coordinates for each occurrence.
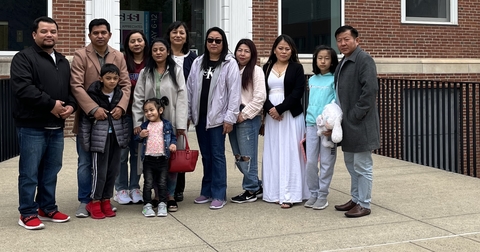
[251,0,480,177]
[52,0,86,137]
[343,0,480,82]
[52,0,86,56]
[252,0,278,62]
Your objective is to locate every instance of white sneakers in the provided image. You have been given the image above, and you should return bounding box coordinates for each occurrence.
[114,189,143,205]
[157,202,167,217]
[142,203,155,217]
[114,190,132,205]
[142,202,167,217]
[130,189,143,204]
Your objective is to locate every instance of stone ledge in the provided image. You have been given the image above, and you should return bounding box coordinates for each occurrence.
[2,56,480,77]
[259,57,480,75]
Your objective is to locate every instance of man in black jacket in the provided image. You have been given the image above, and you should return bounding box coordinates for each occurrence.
[10,16,77,230]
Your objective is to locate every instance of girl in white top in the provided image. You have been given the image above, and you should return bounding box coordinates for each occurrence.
[229,39,266,204]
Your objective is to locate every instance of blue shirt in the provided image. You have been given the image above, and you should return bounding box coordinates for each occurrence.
[306,72,336,126]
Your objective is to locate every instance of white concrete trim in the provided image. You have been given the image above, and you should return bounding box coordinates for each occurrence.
[205,0,252,50]
[375,58,480,74]
[85,0,121,50]
[260,57,480,75]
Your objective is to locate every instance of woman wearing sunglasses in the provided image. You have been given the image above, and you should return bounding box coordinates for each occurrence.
[186,27,242,210]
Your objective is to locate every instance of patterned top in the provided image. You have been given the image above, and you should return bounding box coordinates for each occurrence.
[145,121,165,156]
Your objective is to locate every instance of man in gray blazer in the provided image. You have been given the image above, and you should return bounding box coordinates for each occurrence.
[333,25,380,218]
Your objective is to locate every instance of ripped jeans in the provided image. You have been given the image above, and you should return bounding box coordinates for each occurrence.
[228,115,262,192]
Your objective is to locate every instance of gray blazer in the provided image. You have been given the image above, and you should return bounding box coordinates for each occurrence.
[334,46,380,153]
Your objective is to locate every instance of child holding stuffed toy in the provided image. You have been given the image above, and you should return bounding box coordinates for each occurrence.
[135,97,177,217]
[304,45,339,210]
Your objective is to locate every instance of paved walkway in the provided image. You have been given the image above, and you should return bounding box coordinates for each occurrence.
[1,132,480,251]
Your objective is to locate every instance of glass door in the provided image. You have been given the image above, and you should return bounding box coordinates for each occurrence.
[120,0,204,54]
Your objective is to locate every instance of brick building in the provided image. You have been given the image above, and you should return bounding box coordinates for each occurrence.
[1,0,478,175]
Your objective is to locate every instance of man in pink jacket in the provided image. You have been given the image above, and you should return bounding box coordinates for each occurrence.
[70,18,131,218]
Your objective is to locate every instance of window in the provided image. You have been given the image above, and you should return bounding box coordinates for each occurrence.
[0,0,51,55]
[281,0,341,55]
[402,0,458,25]
[120,0,204,54]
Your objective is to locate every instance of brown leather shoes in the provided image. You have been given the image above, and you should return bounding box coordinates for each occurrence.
[334,200,357,211]
[344,204,371,218]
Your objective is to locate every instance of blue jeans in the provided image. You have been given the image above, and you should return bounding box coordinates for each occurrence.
[76,134,92,204]
[115,114,140,191]
[17,127,64,216]
[228,115,262,192]
[196,117,227,201]
[344,151,373,208]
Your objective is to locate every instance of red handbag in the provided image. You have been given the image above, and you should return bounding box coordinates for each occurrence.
[169,133,199,172]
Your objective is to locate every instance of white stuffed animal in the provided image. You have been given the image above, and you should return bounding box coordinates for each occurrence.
[316,102,343,148]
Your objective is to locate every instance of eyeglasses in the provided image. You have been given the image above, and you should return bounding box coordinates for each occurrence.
[207,38,222,44]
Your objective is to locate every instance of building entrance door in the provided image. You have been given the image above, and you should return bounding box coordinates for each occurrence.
[120,0,204,54]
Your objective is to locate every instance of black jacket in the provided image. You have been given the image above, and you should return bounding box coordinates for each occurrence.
[78,81,129,152]
[10,43,76,128]
[262,61,305,117]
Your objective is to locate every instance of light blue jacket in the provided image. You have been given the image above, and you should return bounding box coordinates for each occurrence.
[187,54,241,129]
[305,73,336,126]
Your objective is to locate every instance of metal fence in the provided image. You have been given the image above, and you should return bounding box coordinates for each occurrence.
[0,78,19,162]
[375,79,479,177]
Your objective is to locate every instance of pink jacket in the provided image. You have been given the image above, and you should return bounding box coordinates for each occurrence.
[70,43,131,133]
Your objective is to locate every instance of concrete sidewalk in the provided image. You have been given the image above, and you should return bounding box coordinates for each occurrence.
[1,131,480,251]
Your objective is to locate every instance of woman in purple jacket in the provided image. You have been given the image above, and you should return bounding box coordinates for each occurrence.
[186,27,241,210]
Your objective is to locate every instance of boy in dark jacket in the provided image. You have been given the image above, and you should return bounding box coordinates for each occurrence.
[78,64,130,219]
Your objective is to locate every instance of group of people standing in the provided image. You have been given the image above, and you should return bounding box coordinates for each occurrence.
[11,14,379,230]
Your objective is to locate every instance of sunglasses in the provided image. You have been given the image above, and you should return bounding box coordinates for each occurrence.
[207,38,222,44]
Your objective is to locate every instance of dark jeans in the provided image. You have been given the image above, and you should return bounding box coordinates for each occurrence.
[195,116,227,201]
[91,133,121,200]
[143,156,169,204]
[76,134,92,204]
[175,172,185,194]
[17,127,64,217]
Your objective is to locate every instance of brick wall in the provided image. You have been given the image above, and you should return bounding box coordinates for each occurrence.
[252,0,278,60]
[52,0,86,56]
[53,0,86,137]
[344,0,480,59]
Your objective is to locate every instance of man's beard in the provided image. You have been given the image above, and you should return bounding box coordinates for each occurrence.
[41,43,55,50]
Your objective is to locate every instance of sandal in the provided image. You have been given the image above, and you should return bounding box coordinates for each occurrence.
[281,202,293,209]
[167,200,178,212]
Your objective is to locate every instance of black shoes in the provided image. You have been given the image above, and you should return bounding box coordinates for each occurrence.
[174,192,184,202]
[254,186,263,198]
[231,190,258,203]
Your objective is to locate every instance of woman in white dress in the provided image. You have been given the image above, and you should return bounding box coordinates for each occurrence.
[262,34,309,208]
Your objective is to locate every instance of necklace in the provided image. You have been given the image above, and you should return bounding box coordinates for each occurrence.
[272,63,288,78]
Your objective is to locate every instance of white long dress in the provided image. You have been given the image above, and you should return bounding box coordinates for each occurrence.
[262,71,309,204]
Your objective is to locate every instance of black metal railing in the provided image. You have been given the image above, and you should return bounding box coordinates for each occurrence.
[375,79,479,177]
[0,78,19,162]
